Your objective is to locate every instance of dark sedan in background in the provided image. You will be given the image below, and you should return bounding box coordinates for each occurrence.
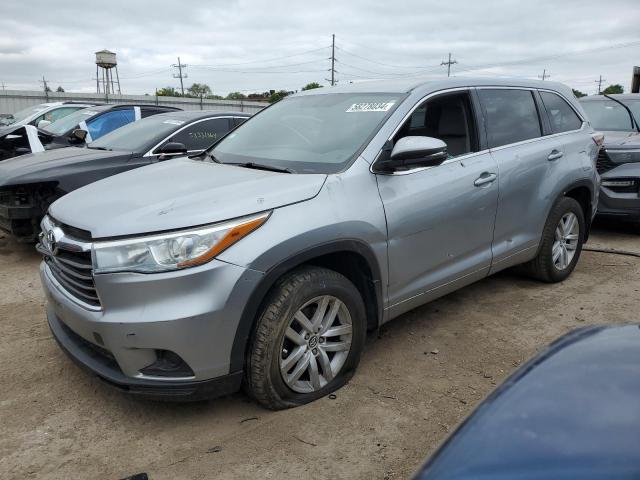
[580,94,640,229]
[414,325,640,479]
[0,110,249,241]
[0,104,179,161]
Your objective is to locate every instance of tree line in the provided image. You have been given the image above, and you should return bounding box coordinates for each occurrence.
[572,84,624,98]
[154,82,323,103]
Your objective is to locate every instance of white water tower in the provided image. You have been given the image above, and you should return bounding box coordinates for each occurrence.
[95,50,121,95]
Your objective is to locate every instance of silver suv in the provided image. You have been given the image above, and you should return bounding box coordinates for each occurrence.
[38,78,599,409]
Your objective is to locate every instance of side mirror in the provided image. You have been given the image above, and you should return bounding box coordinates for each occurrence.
[37,119,51,129]
[391,136,448,163]
[374,136,449,172]
[156,142,187,157]
[70,128,88,142]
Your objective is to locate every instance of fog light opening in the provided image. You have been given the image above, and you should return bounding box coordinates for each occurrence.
[140,350,194,378]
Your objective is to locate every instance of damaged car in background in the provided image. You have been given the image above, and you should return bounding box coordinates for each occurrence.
[0,101,99,130]
[0,103,179,161]
[580,94,640,230]
[0,110,249,241]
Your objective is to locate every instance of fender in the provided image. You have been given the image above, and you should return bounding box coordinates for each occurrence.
[537,177,595,253]
[229,239,384,373]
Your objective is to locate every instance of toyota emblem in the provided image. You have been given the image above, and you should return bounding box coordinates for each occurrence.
[46,229,57,254]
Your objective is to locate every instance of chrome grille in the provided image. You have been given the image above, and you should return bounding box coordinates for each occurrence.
[38,217,100,308]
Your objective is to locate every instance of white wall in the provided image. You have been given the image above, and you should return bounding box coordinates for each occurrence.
[0,90,267,114]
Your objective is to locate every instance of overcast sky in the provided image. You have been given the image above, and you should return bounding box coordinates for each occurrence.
[1,0,638,97]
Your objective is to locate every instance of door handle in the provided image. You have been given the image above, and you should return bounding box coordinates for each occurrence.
[548,150,564,161]
[474,172,497,187]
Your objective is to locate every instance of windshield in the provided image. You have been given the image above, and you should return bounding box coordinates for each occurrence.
[581,99,638,131]
[0,104,49,126]
[212,92,403,173]
[43,108,100,135]
[89,115,184,152]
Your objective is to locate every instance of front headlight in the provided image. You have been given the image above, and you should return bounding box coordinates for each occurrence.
[93,211,270,274]
[606,149,640,164]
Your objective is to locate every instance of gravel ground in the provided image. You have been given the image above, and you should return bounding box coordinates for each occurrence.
[1,220,638,480]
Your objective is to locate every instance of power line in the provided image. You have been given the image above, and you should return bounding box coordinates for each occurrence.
[335,45,437,70]
[441,53,457,77]
[454,40,640,75]
[190,46,330,68]
[191,58,324,72]
[172,57,188,95]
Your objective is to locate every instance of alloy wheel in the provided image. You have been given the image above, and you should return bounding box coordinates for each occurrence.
[552,212,580,270]
[279,295,353,393]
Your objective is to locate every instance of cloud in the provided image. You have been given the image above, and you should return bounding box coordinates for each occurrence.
[0,0,638,95]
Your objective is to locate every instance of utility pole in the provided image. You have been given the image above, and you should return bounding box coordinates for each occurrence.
[538,69,550,81]
[441,52,457,77]
[40,75,49,101]
[595,74,605,94]
[172,57,188,95]
[327,34,336,86]
[1,81,5,91]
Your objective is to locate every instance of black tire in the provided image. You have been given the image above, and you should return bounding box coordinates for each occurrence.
[245,266,366,410]
[522,197,585,283]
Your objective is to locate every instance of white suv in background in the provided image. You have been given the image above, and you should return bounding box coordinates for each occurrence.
[0,101,98,130]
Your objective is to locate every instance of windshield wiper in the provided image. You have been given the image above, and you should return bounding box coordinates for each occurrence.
[604,94,640,132]
[206,151,221,163]
[87,146,110,150]
[228,162,294,174]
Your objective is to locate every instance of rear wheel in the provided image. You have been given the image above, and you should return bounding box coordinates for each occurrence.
[245,266,366,410]
[522,197,585,283]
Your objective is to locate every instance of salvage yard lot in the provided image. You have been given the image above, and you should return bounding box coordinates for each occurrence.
[1,223,639,480]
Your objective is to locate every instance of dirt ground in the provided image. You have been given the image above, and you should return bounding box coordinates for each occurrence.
[1,220,639,480]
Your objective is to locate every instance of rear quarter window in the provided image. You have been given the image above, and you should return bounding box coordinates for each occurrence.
[478,89,542,148]
[540,91,583,133]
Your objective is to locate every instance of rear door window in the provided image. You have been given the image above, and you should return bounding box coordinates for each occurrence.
[478,89,542,148]
[86,108,135,140]
[539,91,583,133]
[160,118,231,152]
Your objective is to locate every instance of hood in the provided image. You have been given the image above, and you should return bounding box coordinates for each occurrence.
[50,158,327,238]
[0,147,131,188]
[600,161,640,179]
[601,130,640,149]
[414,326,640,480]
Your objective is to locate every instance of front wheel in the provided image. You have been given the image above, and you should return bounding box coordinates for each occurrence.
[245,266,366,410]
[522,197,585,283]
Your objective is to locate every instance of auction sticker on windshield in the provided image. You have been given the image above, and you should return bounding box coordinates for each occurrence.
[346,102,395,113]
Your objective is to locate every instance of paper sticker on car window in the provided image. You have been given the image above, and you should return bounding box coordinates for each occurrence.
[346,102,395,113]
[82,111,99,115]
[163,119,185,125]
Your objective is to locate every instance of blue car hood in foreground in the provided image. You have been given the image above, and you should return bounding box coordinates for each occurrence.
[49,157,327,238]
[415,325,640,480]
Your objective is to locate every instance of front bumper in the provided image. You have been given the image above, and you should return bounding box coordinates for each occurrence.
[0,198,39,240]
[47,307,243,401]
[40,256,263,401]
[597,184,640,222]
